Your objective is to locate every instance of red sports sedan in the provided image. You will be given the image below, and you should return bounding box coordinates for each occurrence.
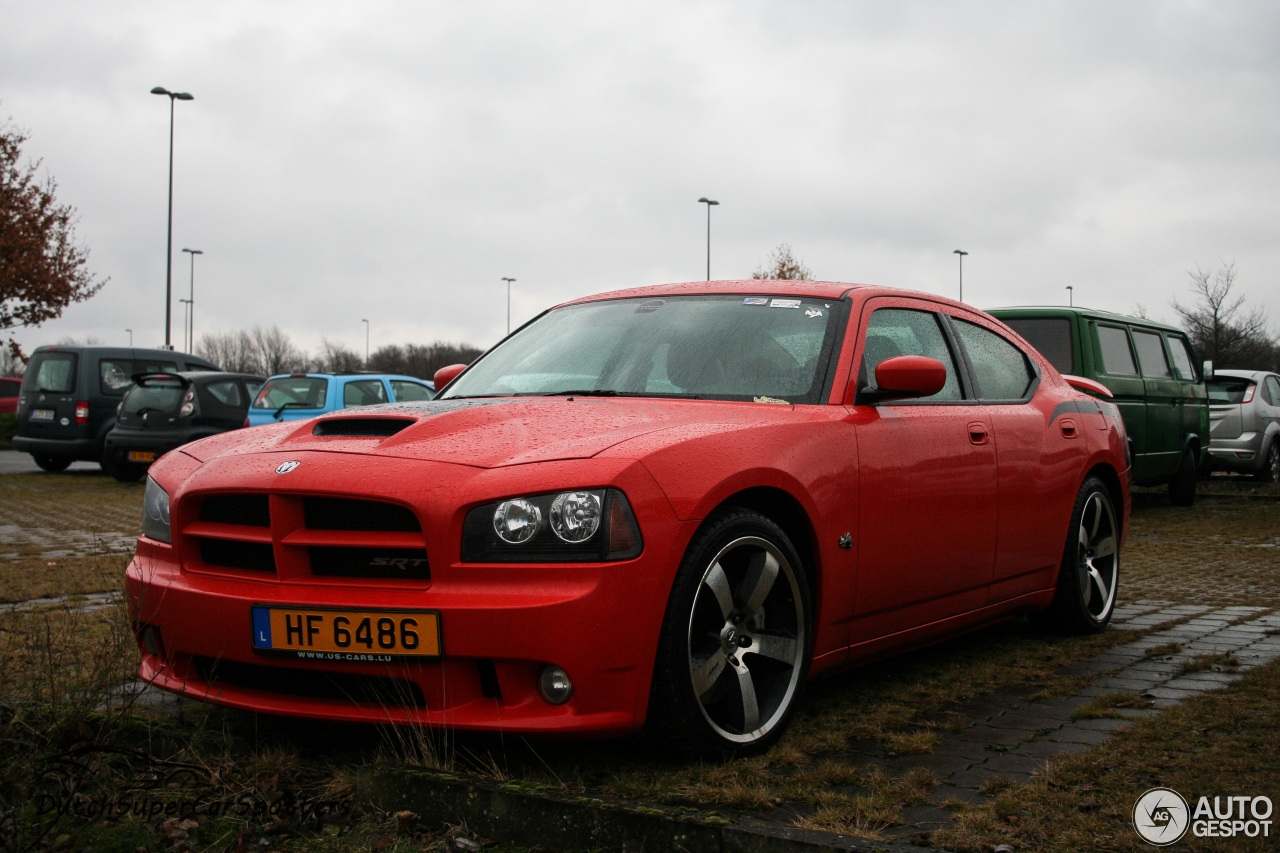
[126,281,1129,756]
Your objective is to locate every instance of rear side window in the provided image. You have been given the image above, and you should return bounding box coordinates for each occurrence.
[23,352,78,394]
[1001,318,1073,373]
[1265,376,1280,406]
[253,377,327,410]
[1097,325,1138,376]
[953,319,1036,400]
[1166,336,1197,381]
[861,308,963,401]
[343,379,389,407]
[204,380,244,407]
[390,380,434,402]
[1132,331,1172,379]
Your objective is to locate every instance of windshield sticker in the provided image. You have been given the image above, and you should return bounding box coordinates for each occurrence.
[770,298,801,309]
[805,308,824,318]
[636,300,665,313]
[743,297,768,306]
[754,396,790,405]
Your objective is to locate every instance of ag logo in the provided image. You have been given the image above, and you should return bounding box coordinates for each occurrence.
[1134,787,1190,845]
[276,461,301,474]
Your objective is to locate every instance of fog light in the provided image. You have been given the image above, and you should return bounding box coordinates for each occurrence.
[538,665,573,705]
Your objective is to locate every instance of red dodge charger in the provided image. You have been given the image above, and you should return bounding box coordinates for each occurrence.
[127,281,1129,756]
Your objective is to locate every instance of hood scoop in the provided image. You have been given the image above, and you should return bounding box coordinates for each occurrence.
[312,417,417,438]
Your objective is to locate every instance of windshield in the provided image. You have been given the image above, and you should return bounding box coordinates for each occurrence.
[442,294,843,404]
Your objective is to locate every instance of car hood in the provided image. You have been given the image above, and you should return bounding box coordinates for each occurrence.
[183,397,794,469]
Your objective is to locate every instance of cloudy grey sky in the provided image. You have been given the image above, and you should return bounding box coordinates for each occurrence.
[4,0,1278,361]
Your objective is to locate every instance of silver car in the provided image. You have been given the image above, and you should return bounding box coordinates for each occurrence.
[1205,369,1280,482]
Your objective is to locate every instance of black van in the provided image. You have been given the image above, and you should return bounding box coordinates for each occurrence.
[14,346,218,472]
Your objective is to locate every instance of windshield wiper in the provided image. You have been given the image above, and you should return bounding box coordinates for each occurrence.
[540,389,619,397]
[272,402,311,419]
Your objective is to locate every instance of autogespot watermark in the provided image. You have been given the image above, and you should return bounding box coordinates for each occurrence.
[1133,787,1274,845]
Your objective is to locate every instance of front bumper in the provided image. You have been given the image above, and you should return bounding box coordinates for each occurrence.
[124,450,686,735]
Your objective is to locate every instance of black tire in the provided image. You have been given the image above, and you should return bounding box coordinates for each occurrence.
[1168,447,1197,507]
[649,509,811,758]
[31,453,71,473]
[1047,476,1119,634]
[110,462,146,483]
[1256,440,1280,484]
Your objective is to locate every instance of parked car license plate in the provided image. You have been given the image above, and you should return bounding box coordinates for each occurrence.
[251,606,440,659]
[29,409,54,421]
[127,451,156,462]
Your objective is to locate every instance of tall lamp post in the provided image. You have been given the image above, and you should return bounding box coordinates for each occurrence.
[1066,285,1074,307]
[182,248,202,352]
[152,86,194,350]
[362,319,370,366]
[698,197,719,281]
[502,277,516,335]
[952,249,968,302]
[126,329,133,347]
[179,300,192,351]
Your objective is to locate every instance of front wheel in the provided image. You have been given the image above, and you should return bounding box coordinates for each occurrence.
[649,509,811,758]
[1047,476,1120,634]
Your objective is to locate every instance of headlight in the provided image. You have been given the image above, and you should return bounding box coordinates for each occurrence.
[463,488,642,563]
[142,477,172,543]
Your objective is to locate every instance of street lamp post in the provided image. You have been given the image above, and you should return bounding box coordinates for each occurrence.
[179,300,192,351]
[952,249,968,302]
[502,277,516,335]
[698,198,719,281]
[362,319,370,366]
[152,86,194,350]
[126,329,133,347]
[1066,285,1074,307]
[182,248,202,353]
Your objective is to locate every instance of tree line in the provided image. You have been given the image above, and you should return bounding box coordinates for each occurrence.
[195,327,483,380]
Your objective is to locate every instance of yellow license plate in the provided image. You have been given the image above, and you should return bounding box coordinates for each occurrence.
[128,451,156,462]
[251,606,440,660]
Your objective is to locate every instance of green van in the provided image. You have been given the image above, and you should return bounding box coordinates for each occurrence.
[987,307,1210,506]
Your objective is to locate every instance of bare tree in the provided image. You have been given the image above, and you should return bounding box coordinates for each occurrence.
[251,326,304,375]
[1172,263,1276,369]
[752,243,812,281]
[315,338,363,373]
[198,331,257,373]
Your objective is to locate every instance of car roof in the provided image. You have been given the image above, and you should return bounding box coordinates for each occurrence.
[261,373,429,382]
[558,279,879,307]
[987,305,1186,334]
[1210,369,1275,381]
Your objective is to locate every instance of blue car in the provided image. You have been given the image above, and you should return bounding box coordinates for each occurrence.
[245,373,435,426]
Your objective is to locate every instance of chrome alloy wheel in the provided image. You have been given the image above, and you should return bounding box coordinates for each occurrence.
[686,535,806,745]
[1076,488,1119,622]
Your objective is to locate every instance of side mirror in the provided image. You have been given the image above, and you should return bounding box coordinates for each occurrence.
[852,355,947,402]
[1202,360,1214,381]
[433,363,467,390]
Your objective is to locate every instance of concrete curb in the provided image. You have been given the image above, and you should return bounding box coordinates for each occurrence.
[356,766,941,853]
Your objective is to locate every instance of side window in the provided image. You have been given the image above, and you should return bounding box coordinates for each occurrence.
[1265,376,1280,407]
[1166,336,1197,381]
[861,308,963,401]
[952,319,1036,401]
[390,380,434,402]
[1096,325,1138,376]
[1001,317,1074,374]
[343,379,388,407]
[1132,331,1172,379]
[205,381,243,407]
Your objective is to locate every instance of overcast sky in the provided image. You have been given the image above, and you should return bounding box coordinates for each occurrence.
[3,0,1278,362]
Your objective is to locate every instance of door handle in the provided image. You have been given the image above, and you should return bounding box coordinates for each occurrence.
[967,422,989,446]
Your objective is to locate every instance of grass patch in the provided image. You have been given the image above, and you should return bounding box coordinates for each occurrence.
[1072,691,1154,720]
[1180,652,1241,674]
[931,656,1280,852]
[1144,642,1182,658]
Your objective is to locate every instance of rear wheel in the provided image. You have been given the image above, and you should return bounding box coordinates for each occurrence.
[1256,441,1280,484]
[110,462,146,483]
[1047,476,1119,634]
[1168,447,1197,506]
[649,509,811,758]
[31,453,71,473]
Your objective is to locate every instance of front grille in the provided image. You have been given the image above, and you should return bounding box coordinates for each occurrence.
[304,497,420,532]
[194,657,425,708]
[183,491,428,582]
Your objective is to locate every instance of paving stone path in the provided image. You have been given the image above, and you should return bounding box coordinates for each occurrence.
[855,600,1280,840]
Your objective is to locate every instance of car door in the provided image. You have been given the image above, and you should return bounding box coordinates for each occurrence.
[848,299,998,643]
[1131,328,1181,479]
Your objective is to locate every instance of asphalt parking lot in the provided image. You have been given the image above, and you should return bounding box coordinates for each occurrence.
[0,447,101,475]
